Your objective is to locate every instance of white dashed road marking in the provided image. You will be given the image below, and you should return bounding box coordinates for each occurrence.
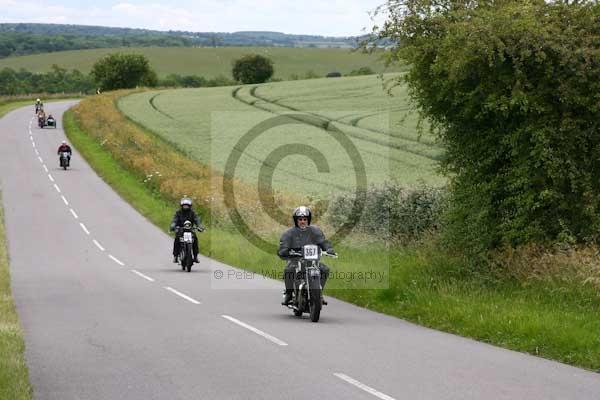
[93,239,105,251]
[48,174,54,182]
[109,254,125,266]
[131,270,155,282]
[70,209,78,219]
[79,222,90,235]
[165,287,201,305]
[333,373,396,400]
[61,195,69,205]
[221,315,288,346]
[53,184,61,193]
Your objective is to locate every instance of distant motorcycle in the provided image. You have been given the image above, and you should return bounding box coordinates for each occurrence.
[38,115,45,128]
[59,152,70,170]
[177,220,203,272]
[284,245,337,322]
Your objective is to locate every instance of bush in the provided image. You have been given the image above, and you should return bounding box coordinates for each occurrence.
[232,54,274,84]
[91,53,157,91]
[347,67,374,76]
[326,71,342,78]
[328,183,447,243]
[371,1,600,253]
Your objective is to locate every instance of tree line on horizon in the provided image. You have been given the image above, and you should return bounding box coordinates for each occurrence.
[0,23,358,59]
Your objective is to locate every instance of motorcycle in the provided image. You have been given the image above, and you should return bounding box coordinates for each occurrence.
[285,245,337,322]
[59,152,70,170]
[38,116,45,128]
[177,221,204,272]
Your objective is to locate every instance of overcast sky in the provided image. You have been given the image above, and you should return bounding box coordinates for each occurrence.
[0,0,386,37]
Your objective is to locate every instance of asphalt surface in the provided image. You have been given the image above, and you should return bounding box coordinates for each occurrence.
[1,102,599,399]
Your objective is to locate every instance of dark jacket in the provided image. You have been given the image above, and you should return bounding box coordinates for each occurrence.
[57,145,72,155]
[170,208,201,231]
[278,225,333,259]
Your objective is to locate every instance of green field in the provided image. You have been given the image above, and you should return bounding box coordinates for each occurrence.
[0,46,402,79]
[118,74,444,199]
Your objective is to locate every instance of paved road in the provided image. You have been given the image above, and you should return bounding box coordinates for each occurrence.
[1,102,599,399]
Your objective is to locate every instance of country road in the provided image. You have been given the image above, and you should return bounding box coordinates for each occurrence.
[1,101,599,399]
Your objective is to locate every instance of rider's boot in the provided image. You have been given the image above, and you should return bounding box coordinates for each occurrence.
[193,254,199,263]
[173,255,178,263]
[282,290,293,305]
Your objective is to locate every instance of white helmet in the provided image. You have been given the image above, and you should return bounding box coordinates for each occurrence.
[180,196,192,208]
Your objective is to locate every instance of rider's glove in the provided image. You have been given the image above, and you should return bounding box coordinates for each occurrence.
[326,249,337,256]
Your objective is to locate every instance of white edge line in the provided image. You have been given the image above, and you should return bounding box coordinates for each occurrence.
[43,165,48,172]
[333,373,396,400]
[53,183,61,193]
[69,208,78,219]
[164,287,200,305]
[48,174,54,182]
[109,254,125,266]
[131,269,155,282]
[92,239,105,251]
[61,195,69,205]
[34,149,39,155]
[221,315,288,346]
[32,142,36,148]
[79,222,90,235]
[38,156,43,163]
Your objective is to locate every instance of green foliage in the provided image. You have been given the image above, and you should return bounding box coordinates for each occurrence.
[347,66,375,76]
[231,54,274,84]
[91,53,157,91]
[371,0,600,253]
[328,183,447,242]
[0,64,94,95]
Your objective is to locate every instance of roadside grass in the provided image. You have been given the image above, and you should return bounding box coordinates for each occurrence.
[64,92,600,371]
[0,192,33,400]
[0,47,402,79]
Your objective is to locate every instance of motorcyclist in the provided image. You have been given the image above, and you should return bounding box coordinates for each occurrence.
[57,141,72,165]
[37,110,46,127]
[169,197,204,263]
[35,98,43,113]
[47,114,55,121]
[278,206,336,305]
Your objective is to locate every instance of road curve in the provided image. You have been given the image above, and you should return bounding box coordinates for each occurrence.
[1,102,599,400]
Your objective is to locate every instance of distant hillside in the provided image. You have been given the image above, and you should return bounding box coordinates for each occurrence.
[0,46,396,80]
[0,23,359,58]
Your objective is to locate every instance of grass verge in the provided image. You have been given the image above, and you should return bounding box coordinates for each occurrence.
[64,94,600,372]
[0,192,33,399]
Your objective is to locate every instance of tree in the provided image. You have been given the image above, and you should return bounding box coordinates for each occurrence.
[91,53,157,91]
[369,1,600,252]
[232,54,274,84]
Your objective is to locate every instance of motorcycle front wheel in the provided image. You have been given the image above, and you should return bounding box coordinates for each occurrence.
[309,288,321,322]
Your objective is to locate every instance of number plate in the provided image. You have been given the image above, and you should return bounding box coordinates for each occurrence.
[303,245,319,260]
[183,232,193,242]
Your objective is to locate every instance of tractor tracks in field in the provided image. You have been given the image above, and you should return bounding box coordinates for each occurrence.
[149,93,176,120]
[231,85,443,162]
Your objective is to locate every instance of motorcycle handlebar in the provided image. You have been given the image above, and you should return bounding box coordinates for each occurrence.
[287,249,338,258]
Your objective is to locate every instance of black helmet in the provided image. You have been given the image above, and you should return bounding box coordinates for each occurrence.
[293,206,311,227]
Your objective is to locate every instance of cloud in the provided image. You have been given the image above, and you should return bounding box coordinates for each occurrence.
[0,0,384,36]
